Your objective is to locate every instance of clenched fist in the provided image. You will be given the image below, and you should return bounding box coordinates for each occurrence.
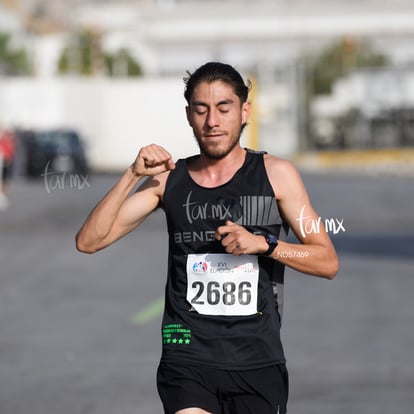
[215,221,267,256]
[131,144,176,177]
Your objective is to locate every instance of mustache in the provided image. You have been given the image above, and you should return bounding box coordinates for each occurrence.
[203,130,226,136]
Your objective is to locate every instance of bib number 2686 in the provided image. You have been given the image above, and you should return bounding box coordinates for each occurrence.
[186,254,259,316]
[191,280,252,306]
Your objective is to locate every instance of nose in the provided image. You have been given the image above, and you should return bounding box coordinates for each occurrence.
[206,109,219,128]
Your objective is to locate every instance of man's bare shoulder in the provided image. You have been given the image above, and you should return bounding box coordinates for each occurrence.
[263,154,305,199]
[263,153,300,177]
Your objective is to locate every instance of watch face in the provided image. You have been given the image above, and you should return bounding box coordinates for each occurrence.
[264,233,278,256]
[266,234,278,245]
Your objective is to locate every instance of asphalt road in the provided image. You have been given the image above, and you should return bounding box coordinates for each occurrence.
[1,170,413,414]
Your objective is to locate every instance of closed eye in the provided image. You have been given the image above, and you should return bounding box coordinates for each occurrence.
[217,99,234,113]
[192,103,208,115]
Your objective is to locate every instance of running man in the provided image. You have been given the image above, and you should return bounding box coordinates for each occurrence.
[76,62,338,414]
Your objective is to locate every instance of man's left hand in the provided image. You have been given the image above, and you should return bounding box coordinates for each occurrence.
[215,221,267,256]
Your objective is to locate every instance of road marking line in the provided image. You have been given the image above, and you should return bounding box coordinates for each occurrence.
[130,297,165,324]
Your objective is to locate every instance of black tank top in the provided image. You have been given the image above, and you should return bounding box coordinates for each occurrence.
[160,149,288,370]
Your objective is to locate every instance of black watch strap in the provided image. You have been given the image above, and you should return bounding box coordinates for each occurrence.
[263,233,278,256]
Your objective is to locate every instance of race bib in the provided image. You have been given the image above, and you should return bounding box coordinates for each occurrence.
[186,253,259,316]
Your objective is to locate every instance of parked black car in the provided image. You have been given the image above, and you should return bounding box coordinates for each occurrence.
[24,129,89,177]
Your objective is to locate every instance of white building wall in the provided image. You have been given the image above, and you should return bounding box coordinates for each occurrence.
[0,77,199,171]
[312,67,414,119]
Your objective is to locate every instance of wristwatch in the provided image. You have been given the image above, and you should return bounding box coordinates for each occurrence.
[263,233,278,256]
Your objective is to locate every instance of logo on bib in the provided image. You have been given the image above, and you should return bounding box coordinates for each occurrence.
[192,261,208,274]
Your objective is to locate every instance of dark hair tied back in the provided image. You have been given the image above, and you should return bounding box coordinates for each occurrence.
[184,62,251,104]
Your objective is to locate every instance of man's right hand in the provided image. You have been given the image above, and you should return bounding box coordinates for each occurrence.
[131,144,176,177]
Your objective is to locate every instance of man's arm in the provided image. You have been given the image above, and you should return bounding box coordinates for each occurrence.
[264,156,338,279]
[75,144,175,254]
[215,156,338,279]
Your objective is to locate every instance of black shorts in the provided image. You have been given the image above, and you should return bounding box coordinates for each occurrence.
[157,362,289,414]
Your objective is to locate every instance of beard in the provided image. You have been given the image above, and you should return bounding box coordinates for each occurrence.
[194,126,244,160]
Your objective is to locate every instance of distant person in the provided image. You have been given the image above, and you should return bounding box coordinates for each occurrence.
[76,62,339,414]
[0,127,16,209]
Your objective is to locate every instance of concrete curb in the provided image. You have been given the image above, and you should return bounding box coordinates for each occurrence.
[294,148,414,176]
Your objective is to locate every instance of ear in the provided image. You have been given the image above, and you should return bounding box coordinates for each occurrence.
[185,105,192,126]
[241,101,251,125]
